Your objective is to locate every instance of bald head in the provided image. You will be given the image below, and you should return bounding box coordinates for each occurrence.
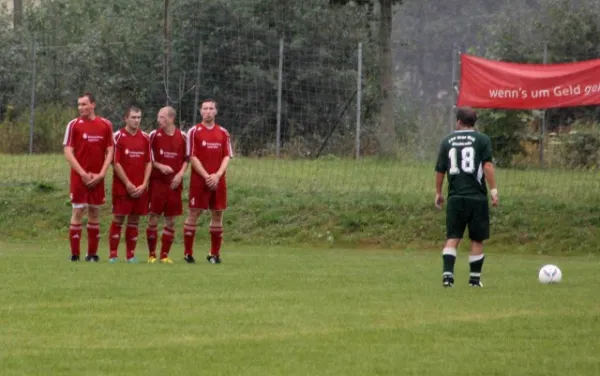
[157,106,176,129]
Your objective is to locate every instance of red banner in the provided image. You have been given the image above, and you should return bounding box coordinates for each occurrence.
[456,54,600,109]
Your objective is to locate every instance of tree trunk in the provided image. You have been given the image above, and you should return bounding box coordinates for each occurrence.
[163,0,171,105]
[376,0,396,156]
[13,0,23,28]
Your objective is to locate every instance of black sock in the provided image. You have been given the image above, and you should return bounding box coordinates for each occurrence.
[469,254,485,281]
[442,248,457,277]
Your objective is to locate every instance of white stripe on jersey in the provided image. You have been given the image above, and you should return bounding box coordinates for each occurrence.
[186,127,196,157]
[148,130,157,161]
[63,119,77,146]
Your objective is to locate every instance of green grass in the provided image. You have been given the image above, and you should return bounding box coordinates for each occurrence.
[2,155,600,374]
[2,154,600,252]
[0,241,599,375]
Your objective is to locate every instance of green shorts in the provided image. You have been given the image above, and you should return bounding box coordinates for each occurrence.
[446,196,489,242]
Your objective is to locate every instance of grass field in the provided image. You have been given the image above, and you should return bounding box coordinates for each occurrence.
[2,154,600,374]
[1,240,599,376]
[2,154,600,251]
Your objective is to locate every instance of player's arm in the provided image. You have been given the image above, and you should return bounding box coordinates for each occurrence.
[63,147,87,178]
[169,137,190,190]
[215,156,231,179]
[112,137,136,196]
[170,160,189,190]
[114,163,135,192]
[207,129,233,187]
[100,145,114,178]
[138,161,152,191]
[484,161,498,207]
[482,137,498,207]
[153,161,174,174]
[190,156,210,179]
[434,143,447,209]
[133,137,153,197]
[63,120,93,185]
[188,129,210,179]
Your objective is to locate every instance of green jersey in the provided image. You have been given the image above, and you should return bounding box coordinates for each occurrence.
[435,129,493,199]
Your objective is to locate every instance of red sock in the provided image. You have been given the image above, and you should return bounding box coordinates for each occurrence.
[87,222,100,256]
[109,221,122,259]
[210,225,223,257]
[183,222,197,256]
[126,224,139,260]
[160,227,175,259]
[69,223,82,256]
[146,225,158,257]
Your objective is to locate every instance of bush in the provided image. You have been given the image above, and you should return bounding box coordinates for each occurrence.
[0,104,77,154]
[563,132,600,169]
[477,110,531,167]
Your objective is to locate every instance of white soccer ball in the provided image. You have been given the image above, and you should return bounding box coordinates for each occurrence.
[538,264,562,284]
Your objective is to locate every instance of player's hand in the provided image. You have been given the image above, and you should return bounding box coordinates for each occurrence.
[435,193,444,209]
[160,165,174,175]
[205,174,220,190]
[80,172,94,187]
[87,173,104,188]
[170,173,183,190]
[126,182,137,196]
[490,189,499,207]
[131,185,146,198]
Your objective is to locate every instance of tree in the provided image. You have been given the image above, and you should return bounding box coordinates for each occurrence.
[13,0,22,28]
[330,0,402,155]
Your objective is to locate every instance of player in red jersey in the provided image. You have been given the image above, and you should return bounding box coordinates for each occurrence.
[108,105,152,263]
[183,99,233,264]
[146,106,189,264]
[63,92,114,262]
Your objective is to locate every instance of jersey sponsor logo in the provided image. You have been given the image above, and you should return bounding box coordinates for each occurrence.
[83,133,104,143]
[159,148,179,159]
[202,140,222,149]
[125,149,145,158]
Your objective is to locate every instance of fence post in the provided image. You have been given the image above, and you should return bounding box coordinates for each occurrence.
[28,42,37,155]
[355,42,363,160]
[192,41,203,126]
[449,45,459,133]
[540,42,548,168]
[276,38,284,158]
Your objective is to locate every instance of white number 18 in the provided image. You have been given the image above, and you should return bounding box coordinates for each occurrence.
[449,146,475,174]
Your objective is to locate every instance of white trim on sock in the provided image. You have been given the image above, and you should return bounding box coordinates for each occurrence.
[442,247,457,257]
[469,254,484,263]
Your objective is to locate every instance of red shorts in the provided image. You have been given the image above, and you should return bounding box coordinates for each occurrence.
[189,183,227,211]
[70,178,106,208]
[112,193,149,216]
[148,180,183,217]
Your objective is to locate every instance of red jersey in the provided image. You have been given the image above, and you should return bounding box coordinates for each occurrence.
[187,123,233,187]
[112,128,151,196]
[63,116,114,178]
[149,128,188,187]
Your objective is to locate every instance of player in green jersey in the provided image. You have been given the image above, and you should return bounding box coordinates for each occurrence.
[434,107,499,288]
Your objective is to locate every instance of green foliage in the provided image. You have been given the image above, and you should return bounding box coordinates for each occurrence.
[487,0,600,131]
[563,132,600,168]
[0,0,374,156]
[476,110,531,167]
[0,104,76,154]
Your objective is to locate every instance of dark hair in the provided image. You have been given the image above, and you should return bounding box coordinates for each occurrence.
[79,92,96,104]
[456,107,477,127]
[201,98,218,110]
[124,105,142,118]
